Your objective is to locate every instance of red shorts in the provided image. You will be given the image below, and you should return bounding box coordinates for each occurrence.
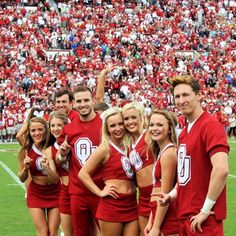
[179,216,223,236]
[150,200,179,235]
[96,193,138,222]
[27,181,60,208]
[138,185,152,217]
[59,184,71,214]
[70,194,100,236]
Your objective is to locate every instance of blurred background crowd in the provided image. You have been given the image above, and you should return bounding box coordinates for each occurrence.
[0,0,235,142]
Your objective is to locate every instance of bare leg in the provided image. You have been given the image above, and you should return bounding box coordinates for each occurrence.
[47,208,60,236]
[29,208,48,236]
[99,220,123,236]
[90,217,100,236]
[138,215,149,236]
[123,220,139,236]
[60,213,73,236]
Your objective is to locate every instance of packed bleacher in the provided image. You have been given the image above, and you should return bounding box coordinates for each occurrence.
[0,0,235,142]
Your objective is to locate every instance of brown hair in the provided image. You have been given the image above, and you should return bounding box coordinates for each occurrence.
[148,109,178,158]
[54,89,74,102]
[18,117,48,161]
[73,86,93,97]
[170,75,201,95]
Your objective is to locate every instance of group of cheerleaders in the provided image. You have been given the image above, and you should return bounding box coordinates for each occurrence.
[17,97,179,236]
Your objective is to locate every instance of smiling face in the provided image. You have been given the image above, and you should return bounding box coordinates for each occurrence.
[149,113,170,145]
[107,113,125,142]
[50,117,64,139]
[29,121,46,145]
[122,108,141,135]
[55,94,73,115]
[74,91,94,118]
[173,83,201,121]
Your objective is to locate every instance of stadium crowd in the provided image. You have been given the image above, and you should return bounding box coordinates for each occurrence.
[0,1,232,236]
[0,0,236,142]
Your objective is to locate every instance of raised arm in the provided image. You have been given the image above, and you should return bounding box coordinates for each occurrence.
[56,135,71,165]
[95,65,115,103]
[16,122,28,146]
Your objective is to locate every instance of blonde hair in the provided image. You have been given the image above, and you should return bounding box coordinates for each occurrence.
[148,109,178,158]
[49,111,68,126]
[122,102,148,134]
[101,107,130,149]
[46,111,69,147]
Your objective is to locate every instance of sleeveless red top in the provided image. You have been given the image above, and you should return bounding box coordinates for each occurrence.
[28,144,47,177]
[51,142,69,177]
[103,142,134,181]
[129,130,154,172]
[153,143,175,187]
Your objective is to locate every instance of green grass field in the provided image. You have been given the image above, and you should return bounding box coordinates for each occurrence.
[0,140,235,235]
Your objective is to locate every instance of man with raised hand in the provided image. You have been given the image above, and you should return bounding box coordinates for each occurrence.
[58,86,102,236]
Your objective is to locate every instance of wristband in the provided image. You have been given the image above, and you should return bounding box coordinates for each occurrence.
[201,197,216,214]
[58,153,67,162]
[169,188,177,199]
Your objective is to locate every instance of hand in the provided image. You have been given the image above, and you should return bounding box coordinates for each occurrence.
[41,156,49,172]
[144,221,152,236]
[23,156,33,169]
[152,192,171,206]
[59,135,71,156]
[146,225,161,236]
[100,64,116,76]
[190,211,214,233]
[99,185,118,198]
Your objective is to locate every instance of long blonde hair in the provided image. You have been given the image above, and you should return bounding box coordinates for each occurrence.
[148,109,178,158]
[101,107,130,149]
